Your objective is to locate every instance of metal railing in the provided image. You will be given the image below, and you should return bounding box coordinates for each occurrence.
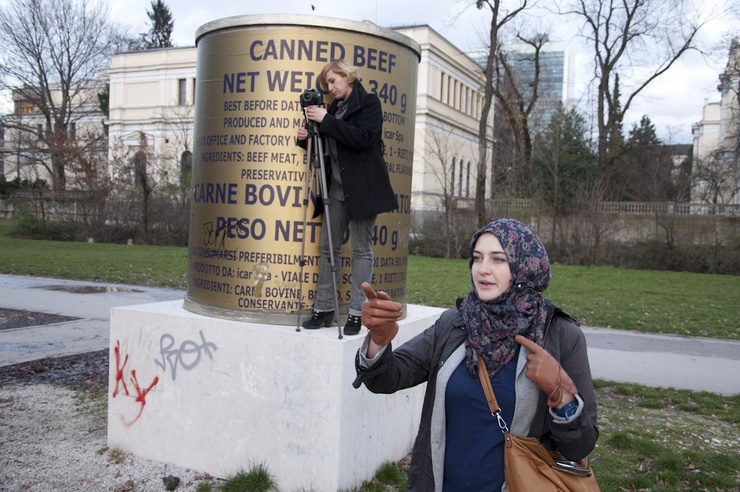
[451,197,739,216]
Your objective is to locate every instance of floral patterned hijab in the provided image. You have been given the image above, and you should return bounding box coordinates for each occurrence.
[460,219,551,379]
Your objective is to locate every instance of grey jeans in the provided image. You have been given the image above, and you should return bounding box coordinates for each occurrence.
[313,197,376,316]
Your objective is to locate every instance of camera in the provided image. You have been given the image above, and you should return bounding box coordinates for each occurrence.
[300,89,323,107]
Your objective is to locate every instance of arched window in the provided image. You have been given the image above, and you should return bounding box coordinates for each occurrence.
[181,150,193,187]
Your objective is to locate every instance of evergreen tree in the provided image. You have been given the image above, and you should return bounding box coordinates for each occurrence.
[532,104,596,244]
[605,74,630,199]
[628,115,662,147]
[606,75,626,160]
[626,115,675,201]
[142,0,173,49]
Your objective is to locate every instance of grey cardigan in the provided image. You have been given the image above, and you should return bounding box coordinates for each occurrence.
[353,301,599,491]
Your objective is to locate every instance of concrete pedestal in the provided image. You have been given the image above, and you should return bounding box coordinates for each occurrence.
[107,300,444,491]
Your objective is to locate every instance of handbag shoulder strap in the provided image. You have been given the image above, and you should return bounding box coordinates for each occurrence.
[477,354,512,441]
[477,354,499,414]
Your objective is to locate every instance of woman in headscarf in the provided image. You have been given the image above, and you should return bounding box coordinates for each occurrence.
[353,219,598,491]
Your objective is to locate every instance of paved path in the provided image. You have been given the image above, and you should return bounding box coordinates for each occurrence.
[1,274,738,395]
[0,274,183,366]
[582,327,740,395]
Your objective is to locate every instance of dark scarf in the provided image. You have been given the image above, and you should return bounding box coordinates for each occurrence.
[461,219,551,380]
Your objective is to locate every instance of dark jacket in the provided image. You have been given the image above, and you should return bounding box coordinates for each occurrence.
[353,301,599,491]
[303,81,398,221]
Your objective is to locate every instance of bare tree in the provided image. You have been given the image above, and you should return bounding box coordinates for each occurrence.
[156,105,194,244]
[691,38,740,208]
[492,32,550,196]
[474,0,530,228]
[419,126,467,258]
[720,38,740,205]
[160,104,194,188]
[573,175,618,265]
[107,130,190,245]
[63,129,113,237]
[563,0,714,175]
[692,150,740,206]
[0,0,122,190]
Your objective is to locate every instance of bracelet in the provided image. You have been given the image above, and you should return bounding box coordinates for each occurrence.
[553,399,579,419]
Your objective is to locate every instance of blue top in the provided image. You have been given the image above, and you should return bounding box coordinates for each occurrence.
[442,353,518,491]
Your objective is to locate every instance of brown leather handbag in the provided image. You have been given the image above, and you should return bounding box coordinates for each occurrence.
[477,355,600,491]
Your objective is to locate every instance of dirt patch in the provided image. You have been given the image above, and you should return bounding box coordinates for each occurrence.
[0,349,108,392]
[0,307,80,331]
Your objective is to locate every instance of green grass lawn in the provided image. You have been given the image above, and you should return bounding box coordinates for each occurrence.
[0,220,738,339]
[404,255,739,339]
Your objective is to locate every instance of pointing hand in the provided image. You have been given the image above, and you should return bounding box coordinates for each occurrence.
[361,282,401,347]
[515,335,578,407]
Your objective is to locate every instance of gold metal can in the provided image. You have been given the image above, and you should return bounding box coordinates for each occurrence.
[184,15,419,324]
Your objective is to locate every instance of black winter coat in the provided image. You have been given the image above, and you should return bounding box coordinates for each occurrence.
[303,81,398,221]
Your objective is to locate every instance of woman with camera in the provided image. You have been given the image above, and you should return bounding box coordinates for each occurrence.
[296,59,397,336]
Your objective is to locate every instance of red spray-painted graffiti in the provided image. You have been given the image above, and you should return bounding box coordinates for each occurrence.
[112,340,159,426]
[113,340,129,397]
[129,369,159,424]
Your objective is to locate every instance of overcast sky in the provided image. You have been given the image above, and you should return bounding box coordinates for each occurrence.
[5,0,736,144]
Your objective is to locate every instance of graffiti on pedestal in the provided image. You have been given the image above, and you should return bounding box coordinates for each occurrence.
[111,331,220,426]
[155,330,218,381]
[112,340,159,426]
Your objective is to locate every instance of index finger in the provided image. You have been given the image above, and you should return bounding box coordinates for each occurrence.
[515,335,542,353]
[362,282,392,301]
[362,282,378,299]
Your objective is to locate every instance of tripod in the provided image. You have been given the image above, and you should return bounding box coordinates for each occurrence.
[296,119,343,339]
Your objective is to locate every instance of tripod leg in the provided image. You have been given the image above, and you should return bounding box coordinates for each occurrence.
[315,134,343,339]
[295,136,315,332]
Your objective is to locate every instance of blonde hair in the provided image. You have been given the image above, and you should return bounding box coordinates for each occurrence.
[318,59,358,91]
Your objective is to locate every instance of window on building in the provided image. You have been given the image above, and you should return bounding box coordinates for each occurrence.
[465,161,471,197]
[134,150,147,189]
[181,150,192,187]
[178,78,187,106]
[36,124,43,140]
[192,78,196,103]
[450,157,456,196]
[458,158,464,196]
[440,72,446,101]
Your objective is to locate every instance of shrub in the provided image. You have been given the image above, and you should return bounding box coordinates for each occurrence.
[11,205,84,241]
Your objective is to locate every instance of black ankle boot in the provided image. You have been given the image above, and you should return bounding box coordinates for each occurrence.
[343,314,362,336]
[302,310,334,329]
